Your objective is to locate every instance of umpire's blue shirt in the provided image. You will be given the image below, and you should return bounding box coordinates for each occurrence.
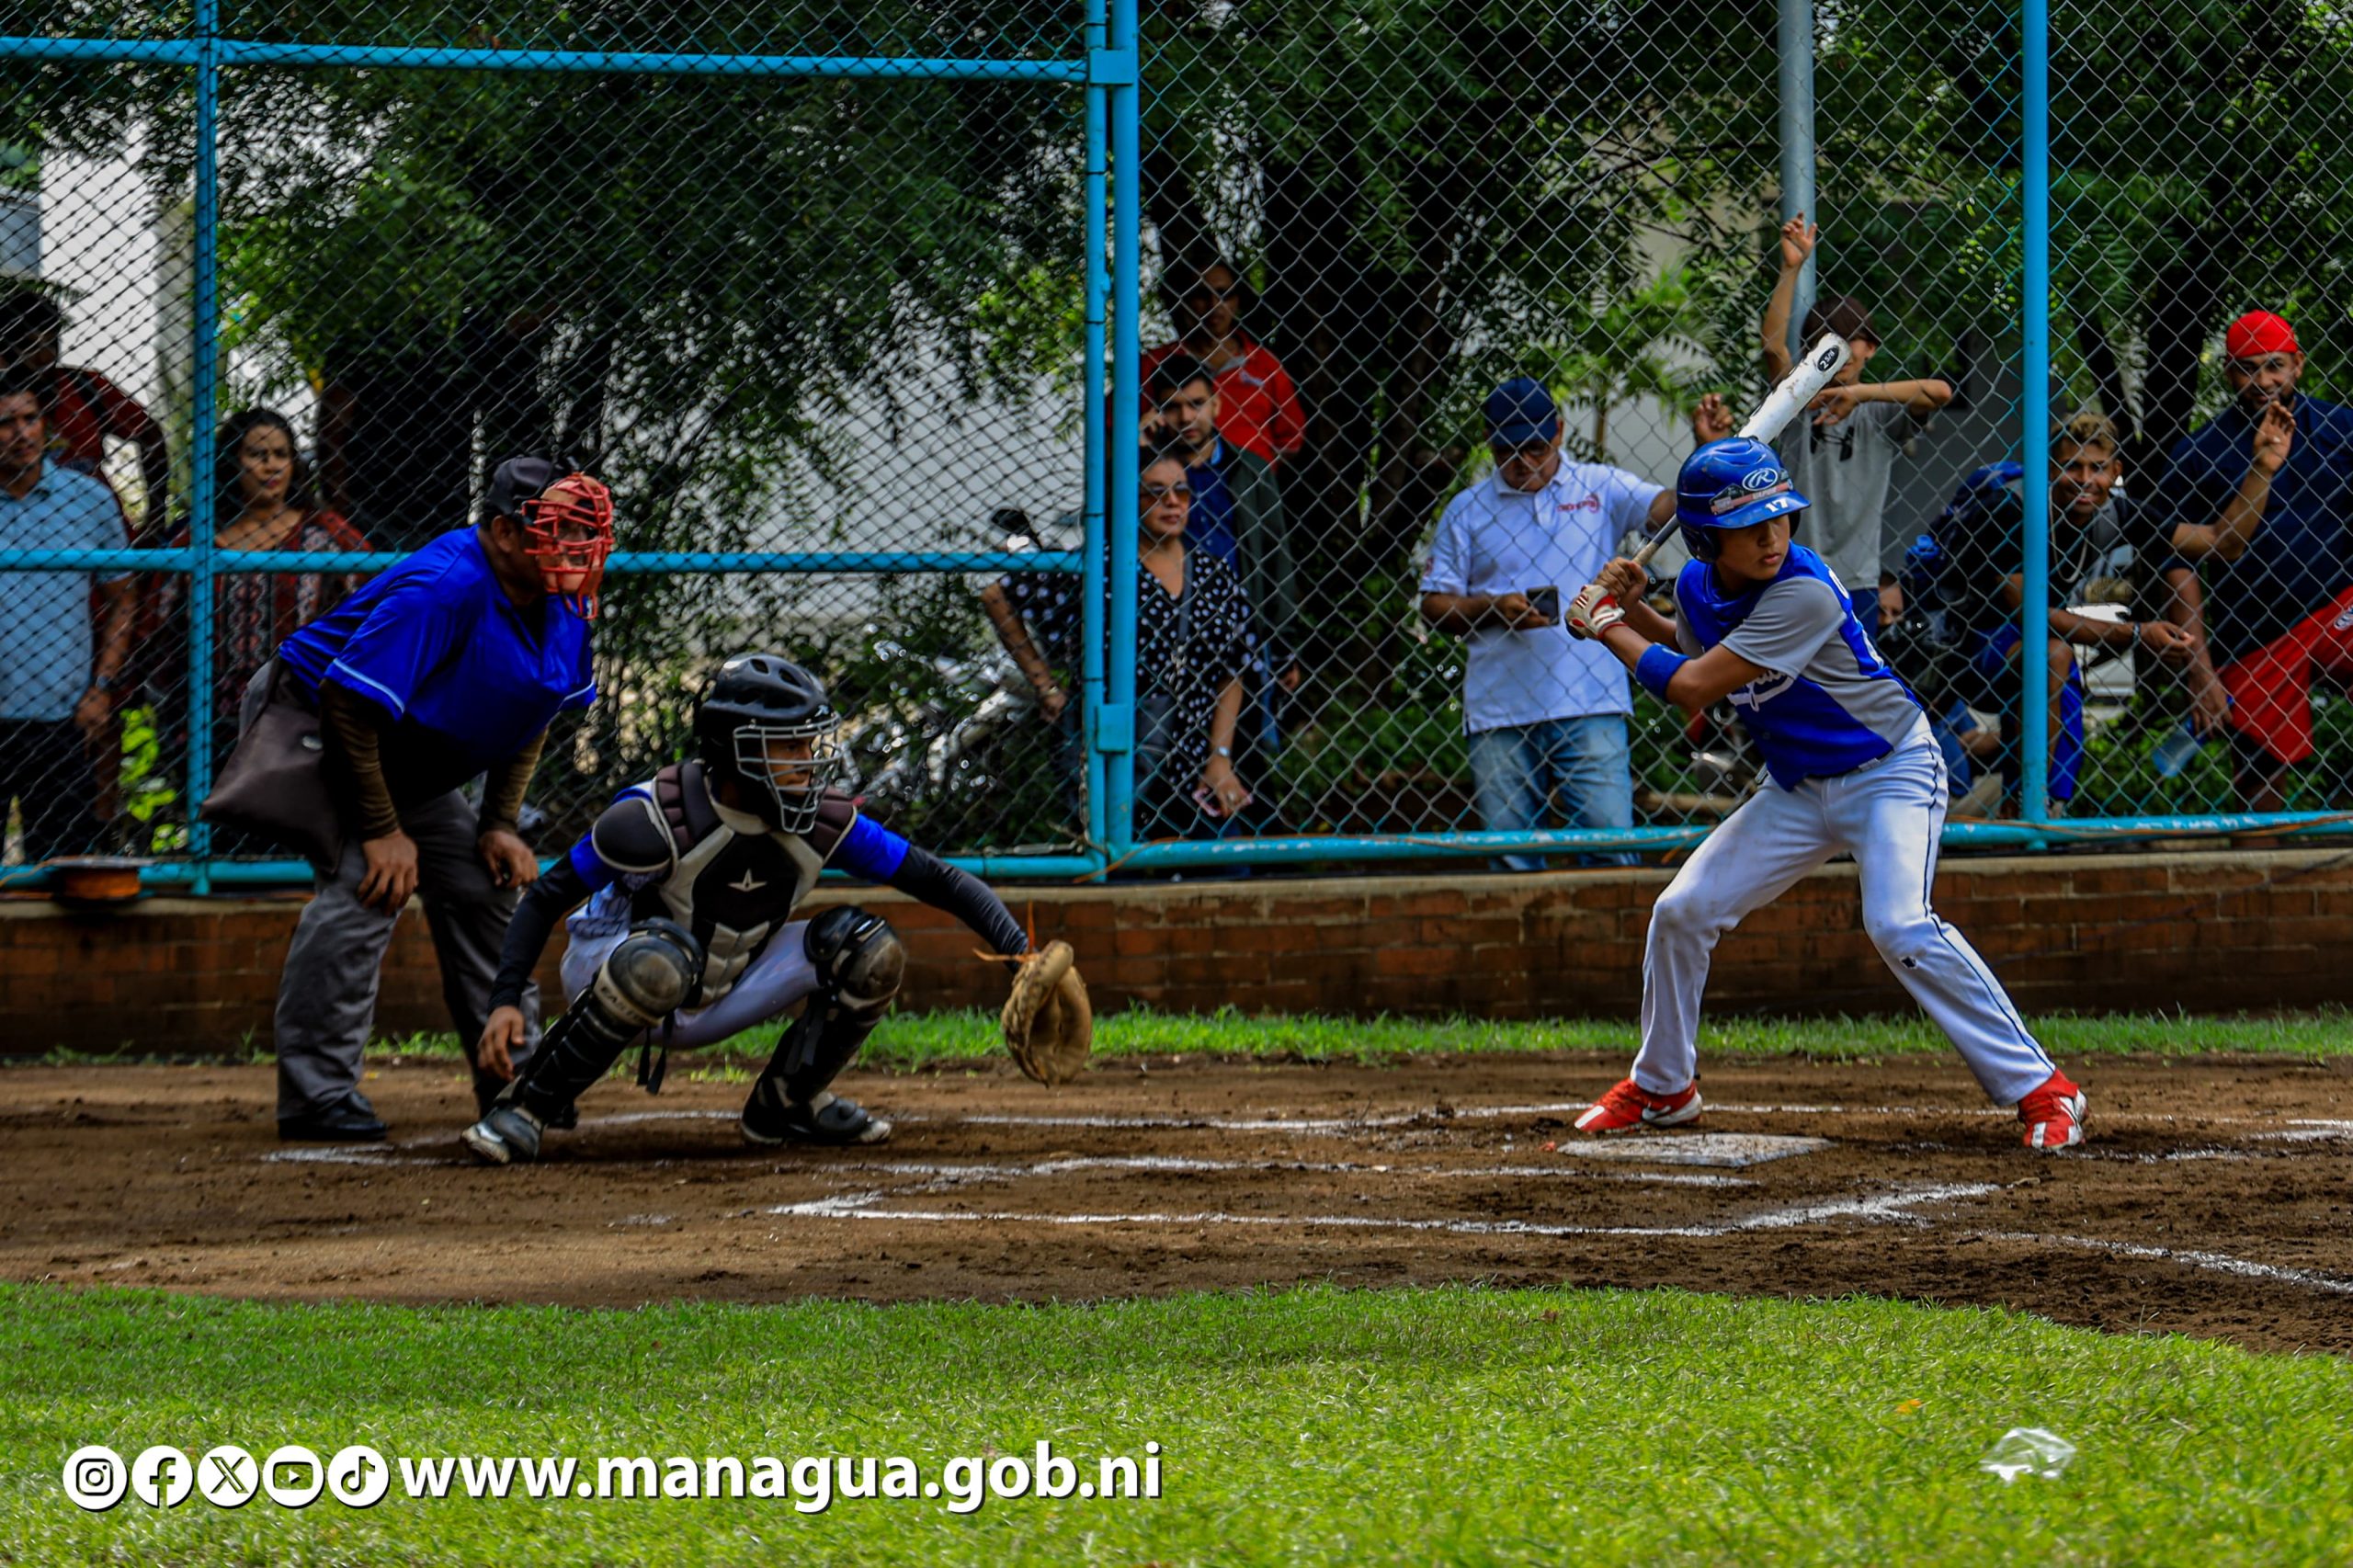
[278,526,596,784]
[2165,395,2353,663]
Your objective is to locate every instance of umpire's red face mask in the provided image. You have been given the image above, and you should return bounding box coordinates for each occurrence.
[523,474,617,619]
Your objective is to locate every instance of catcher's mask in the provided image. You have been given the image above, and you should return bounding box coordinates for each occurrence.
[488,456,615,619]
[694,652,847,833]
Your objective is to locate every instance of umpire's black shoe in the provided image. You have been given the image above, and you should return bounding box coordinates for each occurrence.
[278,1096,388,1142]
[741,1083,892,1147]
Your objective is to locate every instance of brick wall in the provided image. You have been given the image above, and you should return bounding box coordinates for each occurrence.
[4,849,2349,1055]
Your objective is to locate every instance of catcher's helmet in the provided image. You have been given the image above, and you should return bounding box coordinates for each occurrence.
[1674,437,1809,562]
[693,652,845,833]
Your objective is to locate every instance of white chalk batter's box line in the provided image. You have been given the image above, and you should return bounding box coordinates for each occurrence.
[765,1181,2353,1298]
[765,1180,2006,1239]
[248,1114,2353,1301]
[830,1156,1756,1189]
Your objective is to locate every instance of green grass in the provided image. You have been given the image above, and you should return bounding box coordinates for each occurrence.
[6,1281,2351,1564]
[33,1005,2353,1077]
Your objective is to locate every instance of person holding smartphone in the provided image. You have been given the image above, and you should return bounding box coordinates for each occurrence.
[1418,378,1728,869]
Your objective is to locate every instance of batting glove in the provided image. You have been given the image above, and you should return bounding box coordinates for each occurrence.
[1564,584,1625,641]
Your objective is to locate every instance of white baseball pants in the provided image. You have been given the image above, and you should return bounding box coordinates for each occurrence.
[1632,723,2055,1105]
[561,918,817,1050]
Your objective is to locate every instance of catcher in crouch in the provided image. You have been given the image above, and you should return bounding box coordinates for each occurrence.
[462,651,1075,1165]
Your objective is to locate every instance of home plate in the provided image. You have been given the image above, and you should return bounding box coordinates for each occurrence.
[1568,1133,1832,1168]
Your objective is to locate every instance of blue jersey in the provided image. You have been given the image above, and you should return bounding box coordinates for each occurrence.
[278,526,596,777]
[1674,543,1923,788]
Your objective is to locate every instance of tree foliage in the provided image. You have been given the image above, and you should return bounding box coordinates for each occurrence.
[9,0,2353,844]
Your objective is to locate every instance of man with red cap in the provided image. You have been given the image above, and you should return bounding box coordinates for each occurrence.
[2160,309,2353,812]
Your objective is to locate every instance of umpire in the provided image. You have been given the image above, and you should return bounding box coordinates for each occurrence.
[267,457,615,1141]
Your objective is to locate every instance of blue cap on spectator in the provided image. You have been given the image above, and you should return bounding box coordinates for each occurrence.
[1484,378,1561,446]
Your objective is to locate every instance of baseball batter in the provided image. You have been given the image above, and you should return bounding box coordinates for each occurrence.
[1561,437,2086,1152]
[460,651,1035,1164]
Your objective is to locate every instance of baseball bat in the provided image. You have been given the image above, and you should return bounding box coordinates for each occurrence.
[1629,331,1853,566]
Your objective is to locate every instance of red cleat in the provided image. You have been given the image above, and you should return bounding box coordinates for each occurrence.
[2017,1071,2087,1152]
[1574,1076,1702,1134]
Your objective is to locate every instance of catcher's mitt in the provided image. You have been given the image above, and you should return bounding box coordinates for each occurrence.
[1001,939,1094,1085]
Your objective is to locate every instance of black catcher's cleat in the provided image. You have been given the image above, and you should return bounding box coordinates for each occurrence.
[460,1103,546,1165]
[740,1083,892,1147]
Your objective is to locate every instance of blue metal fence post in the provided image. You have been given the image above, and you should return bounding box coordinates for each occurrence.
[1777,0,1816,363]
[1103,0,1142,857]
[1081,0,1110,864]
[2019,0,2052,824]
[186,0,222,894]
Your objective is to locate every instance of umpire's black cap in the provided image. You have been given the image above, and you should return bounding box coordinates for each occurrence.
[484,455,562,524]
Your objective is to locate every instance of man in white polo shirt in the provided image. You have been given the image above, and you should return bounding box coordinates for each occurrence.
[1420,377,1727,869]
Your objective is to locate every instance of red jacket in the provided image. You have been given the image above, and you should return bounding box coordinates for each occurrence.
[43,366,161,474]
[1141,336,1305,463]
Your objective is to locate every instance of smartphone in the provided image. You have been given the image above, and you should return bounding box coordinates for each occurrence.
[1528,585,1562,620]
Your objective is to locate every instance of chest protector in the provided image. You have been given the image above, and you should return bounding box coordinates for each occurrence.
[610,760,857,1003]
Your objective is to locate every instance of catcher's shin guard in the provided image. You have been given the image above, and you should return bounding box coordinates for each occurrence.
[509,918,700,1120]
[760,905,904,1104]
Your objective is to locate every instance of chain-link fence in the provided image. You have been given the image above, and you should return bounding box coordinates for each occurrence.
[1091,0,2353,873]
[5,1,2350,891]
[0,2,1120,889]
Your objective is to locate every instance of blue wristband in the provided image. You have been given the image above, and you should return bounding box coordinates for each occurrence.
[1634,644,1688,701]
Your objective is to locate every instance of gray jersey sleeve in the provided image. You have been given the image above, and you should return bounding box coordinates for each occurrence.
[1675,607,1702,658]
[1719,577,1847,676]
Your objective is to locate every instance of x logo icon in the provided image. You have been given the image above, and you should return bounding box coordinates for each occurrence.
[205,1452,255,1499]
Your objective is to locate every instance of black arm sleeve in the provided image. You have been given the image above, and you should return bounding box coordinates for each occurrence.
[487,858,591,1012]
[478,727,549,835]
[886,844,1029,957]
[318,679,403,841]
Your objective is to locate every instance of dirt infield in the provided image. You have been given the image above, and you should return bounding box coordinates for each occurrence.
[5,1054,2351,1352]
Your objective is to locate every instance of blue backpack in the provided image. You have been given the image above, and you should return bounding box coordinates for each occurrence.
[1904,460,2023,621]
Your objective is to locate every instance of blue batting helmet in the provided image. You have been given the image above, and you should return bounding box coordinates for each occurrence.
[1674,437,1809,560]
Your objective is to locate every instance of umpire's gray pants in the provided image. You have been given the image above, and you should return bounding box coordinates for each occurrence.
[273,789,541,1119]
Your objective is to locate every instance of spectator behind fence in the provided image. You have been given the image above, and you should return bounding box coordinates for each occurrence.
[983,444,1255,842]
[0,369,133,862]
[2160,310,2353,813]
[1931,415,2204,812]
[261,458,614,1142]
[1419,377,1731,869]
[1140,258,1305,466]
[976,507,1088,816]
[1762,216,1953,619]
[1150,353,1303,764]
[148,409,373,800]
[0,290,170,535]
